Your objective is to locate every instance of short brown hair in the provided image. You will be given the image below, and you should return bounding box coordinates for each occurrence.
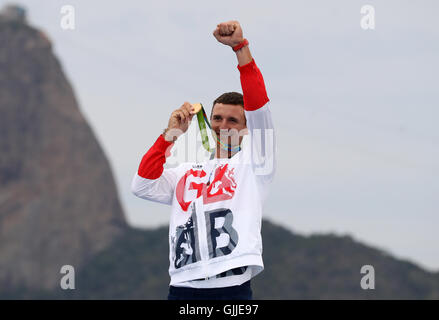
[211,92,244,116]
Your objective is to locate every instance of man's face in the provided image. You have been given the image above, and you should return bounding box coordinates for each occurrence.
[210,103,248,149]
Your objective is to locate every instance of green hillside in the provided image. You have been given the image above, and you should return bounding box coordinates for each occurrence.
[5,219,437,299]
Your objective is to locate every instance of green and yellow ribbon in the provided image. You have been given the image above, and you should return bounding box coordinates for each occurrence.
[193,103,241,153]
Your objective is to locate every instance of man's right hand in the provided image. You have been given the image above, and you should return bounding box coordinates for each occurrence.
[163,102,196,142]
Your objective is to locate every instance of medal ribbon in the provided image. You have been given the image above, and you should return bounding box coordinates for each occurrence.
[194,103,241,153]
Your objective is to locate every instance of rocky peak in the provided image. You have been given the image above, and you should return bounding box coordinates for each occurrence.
[0,15,127,291]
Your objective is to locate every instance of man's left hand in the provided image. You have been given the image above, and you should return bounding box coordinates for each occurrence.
[213,20,244,47]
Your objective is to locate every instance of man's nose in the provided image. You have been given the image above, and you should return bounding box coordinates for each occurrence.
[219,119,229,130]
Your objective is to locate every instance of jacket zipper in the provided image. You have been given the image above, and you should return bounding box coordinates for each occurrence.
[195,184,210,279]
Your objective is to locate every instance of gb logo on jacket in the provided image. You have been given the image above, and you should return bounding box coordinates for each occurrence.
[173,164,239,269]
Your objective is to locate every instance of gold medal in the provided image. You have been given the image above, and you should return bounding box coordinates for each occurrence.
[192,103,202,114]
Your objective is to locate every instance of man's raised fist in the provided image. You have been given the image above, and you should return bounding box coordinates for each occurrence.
[213,20,244,47]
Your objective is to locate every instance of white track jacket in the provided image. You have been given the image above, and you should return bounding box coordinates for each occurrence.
[131,58,276,288]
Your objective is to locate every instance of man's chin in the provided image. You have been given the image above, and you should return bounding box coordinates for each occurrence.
[216,141,241,149]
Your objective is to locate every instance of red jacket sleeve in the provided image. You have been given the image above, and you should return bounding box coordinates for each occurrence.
[237,58,270,111]
[137,134,174,179]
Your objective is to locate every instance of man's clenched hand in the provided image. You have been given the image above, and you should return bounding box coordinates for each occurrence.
[213,20,244,47]
[163,102,196,142]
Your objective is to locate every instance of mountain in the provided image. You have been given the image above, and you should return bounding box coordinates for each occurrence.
[0,6,127,292]
[67,220,439,299]
[4,219,438,299]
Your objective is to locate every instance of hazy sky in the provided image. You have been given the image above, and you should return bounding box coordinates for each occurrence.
[8,0,439,271]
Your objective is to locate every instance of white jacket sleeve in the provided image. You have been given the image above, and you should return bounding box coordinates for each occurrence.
[245,102,276,185]
[238,58,276,186]
[131,169,178,206]
[131,135,179,206]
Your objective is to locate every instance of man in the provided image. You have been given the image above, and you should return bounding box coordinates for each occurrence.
[131,20,275,300]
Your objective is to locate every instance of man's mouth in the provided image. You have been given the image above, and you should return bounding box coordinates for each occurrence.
[215,130,230,138]
[214,131,239,144]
